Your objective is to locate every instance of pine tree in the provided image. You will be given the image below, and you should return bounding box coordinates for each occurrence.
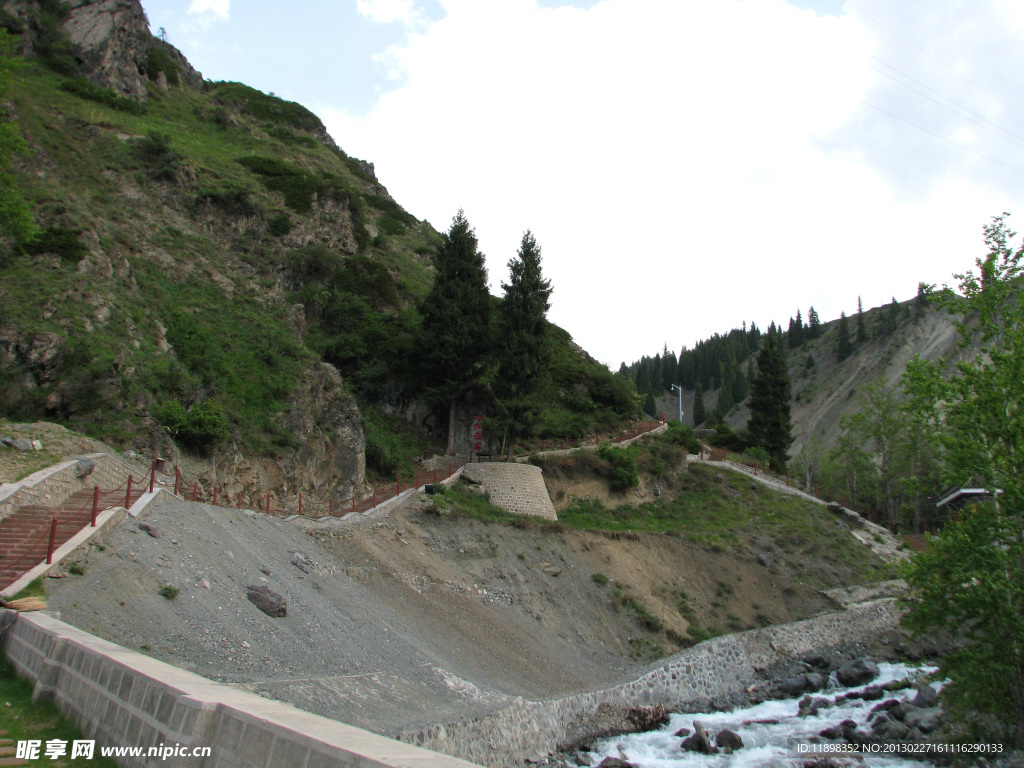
[418,210,492,454]
[836,311,854,362]
[643,393,658,418]
[856,296,867,343]
[693,380,706,427]
[788,309,804,348]
[493,229,552,458]
[747,328,793,472]
[807,306,821,339]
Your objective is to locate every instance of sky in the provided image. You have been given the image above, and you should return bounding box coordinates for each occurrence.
[141,0,1024,369]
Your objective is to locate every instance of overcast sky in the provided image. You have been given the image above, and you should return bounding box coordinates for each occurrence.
[142,0,1024,369]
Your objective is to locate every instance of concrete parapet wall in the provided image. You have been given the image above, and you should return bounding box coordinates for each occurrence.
[399,599,903,767]
[1,610,482,768]
[0,453,142,523]
[462,464,556,521]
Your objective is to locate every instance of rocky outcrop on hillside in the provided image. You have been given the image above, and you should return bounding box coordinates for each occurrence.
[4,0,202,99]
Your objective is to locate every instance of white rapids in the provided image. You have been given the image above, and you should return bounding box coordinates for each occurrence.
[586,663,940,768]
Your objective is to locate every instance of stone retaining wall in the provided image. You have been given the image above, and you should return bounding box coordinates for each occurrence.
[1,610,481,768]
[398,599,903,767]
[0,453,142,523]
[461,463,556,520]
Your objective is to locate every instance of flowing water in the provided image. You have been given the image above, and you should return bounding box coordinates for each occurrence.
[585,663,939,768]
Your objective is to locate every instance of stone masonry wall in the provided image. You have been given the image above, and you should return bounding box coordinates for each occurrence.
[0,453,143,523]
[398,599,903,767]
[461,463,557,520]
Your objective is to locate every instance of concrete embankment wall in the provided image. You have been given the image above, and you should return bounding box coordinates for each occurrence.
[1,610,481,768]
[399,599,902,767]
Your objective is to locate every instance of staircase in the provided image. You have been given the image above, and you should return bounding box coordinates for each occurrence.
[0,487,145,593]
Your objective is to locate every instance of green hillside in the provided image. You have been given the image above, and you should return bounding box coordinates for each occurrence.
[0,19,637,473]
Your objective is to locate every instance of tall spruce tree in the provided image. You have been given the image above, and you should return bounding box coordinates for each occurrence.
[693,380,706,427]
[836,311,854,362]
[418,210,491,454]
[493,230,552,459]
[856,296,867,343]
[807,306,821,339]
[747,328,793,472]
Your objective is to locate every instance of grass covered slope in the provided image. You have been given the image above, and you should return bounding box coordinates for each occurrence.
[0,53,636,467]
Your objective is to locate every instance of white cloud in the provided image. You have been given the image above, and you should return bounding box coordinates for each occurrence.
[187,0,229,22]
[356,0,420,27]
[321,0,1024,365]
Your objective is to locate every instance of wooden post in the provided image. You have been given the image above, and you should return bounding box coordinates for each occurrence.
[213,487,218,506]
[125,475,133,508]
[192,482,198,502]
[237,493,242,509]
[299,493,303,515]
[150,459,156,493]
[266,494,271,514]
[173,468,180,496]
[91,486,99,527]
[373,489,377,508]
[46,517,58,564]
[352,495,355,513]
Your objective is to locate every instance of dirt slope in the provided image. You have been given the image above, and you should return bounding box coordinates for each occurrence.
[42,474,887,737]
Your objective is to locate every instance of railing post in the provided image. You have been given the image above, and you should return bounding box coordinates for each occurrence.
[266,494,271,514]
[352,495,355,513]
[91,486,99,527]
[565,437,569,449]
[192,482,198,502]
[432,468,437,483]
[373,489,377,507]
[150,459,156,493]
[299,493,303,515]
[396,478,400,496]
[173,468,180,496]
[448,464,452,478]
[125,475,133,508]
[213,487,218,506]
[237,493,242,509]
[46,517,58,564]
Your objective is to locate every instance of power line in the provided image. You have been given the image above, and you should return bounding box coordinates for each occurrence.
[861,100,1024,175]
[869,56,1024,149]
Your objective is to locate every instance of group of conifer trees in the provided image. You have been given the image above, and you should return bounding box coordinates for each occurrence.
[417,210,552,459]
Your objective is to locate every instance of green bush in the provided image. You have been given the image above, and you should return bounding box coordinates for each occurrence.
[153,399,230,454]
[665,421,701,453]
[209,82,325,134]
[135,131,180,180]
[145,45,180,86]
[598,443,639,491]
[193,185,259,217]
[58,79,146,115]
[159,584,179,600]
[24,226,88,261]
[268,213,291,236]
[591,572,609,586]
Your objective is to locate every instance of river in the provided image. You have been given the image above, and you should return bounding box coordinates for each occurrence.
[585,663,938,767]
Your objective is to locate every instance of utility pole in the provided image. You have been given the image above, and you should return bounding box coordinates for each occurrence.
[670,383,685,424]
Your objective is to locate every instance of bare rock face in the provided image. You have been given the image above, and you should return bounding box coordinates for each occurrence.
[277,361,366,502]
[0,329,66,384]
[5,0,202,100]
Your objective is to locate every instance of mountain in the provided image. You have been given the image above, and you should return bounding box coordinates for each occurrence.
[0,0,636,504]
